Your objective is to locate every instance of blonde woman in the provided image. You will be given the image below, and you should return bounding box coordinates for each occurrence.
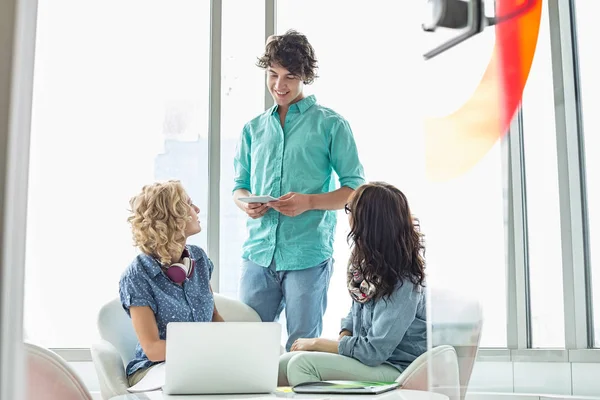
[119,180,223,387]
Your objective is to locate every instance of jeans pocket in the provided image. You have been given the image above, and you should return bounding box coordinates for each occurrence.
[240,258,251,280]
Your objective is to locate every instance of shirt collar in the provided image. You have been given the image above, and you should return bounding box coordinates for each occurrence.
[139,253,163,278]
[270,94,317,115]
[140,245,192,278]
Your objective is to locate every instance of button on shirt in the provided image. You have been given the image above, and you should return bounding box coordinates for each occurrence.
[119,245,214,376]
[338,281,427,371]
[233,95,366,271]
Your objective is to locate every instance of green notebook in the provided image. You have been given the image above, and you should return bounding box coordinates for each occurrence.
[292,380,400,394]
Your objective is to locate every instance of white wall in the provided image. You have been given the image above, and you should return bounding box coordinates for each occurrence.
[469,361,600,397]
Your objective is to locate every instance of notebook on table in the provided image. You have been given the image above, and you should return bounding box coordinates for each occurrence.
[292,380,400,395]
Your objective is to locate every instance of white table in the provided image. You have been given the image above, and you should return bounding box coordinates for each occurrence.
[111,389,449,400]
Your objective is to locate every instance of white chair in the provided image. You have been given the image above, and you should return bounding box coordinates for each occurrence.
[429,288,483,400]
[91,293,261,400]
[25,341,93,400]
[395,288,483,400]
[396,344,460,400]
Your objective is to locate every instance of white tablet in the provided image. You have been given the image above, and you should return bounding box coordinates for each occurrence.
[238,195,277,204]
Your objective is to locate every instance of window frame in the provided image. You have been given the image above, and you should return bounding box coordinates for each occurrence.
[546,0,592,350]
[1,0,37,395]
[31,0,596,362]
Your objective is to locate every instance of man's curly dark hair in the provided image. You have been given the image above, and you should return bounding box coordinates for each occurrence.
[256,29,318,84]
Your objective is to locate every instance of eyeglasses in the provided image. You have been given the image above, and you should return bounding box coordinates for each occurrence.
[344,203,351,214]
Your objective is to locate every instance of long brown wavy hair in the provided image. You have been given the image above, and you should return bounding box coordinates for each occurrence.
[347,182,425,300]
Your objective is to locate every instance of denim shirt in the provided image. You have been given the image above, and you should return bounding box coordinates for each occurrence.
[338,280,427,371]
[233,95,365,271]
[119,245,214,376]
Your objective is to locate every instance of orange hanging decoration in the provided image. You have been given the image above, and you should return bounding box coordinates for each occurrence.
[425,0,542,181]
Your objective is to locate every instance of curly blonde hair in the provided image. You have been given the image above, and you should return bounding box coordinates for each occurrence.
[127,180,192,265]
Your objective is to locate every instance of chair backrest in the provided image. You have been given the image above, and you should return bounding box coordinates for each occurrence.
[97,293,262,366]
[213,293,262,322]
[25,342,93,400]
[97,298,138,367]
[429,288,483,400]
[396,344,461,400]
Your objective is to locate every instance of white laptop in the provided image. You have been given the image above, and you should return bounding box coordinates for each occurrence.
[162,322,281,395]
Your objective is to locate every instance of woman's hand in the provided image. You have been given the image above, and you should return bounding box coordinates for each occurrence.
[291,338,339,354]
[290,338,317,352]
[338,329,352,341]
[212,311,224,322]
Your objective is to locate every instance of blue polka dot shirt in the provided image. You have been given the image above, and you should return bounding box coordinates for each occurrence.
[119,245,214,376]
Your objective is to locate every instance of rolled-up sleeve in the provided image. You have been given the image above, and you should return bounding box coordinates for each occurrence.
[119,273,157,316]
[207,258,214,279]
[329,118,365,190]
[338,282,421,367]
[233,125,252,193]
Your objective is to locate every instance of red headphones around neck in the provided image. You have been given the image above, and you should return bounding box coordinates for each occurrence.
[164,247,195,283]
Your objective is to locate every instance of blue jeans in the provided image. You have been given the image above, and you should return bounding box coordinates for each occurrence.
[239,258,333,351]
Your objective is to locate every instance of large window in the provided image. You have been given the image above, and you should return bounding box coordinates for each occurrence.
[574,0,600,347]
[521,1,565,348]
[24,0,210,348]
[278,0,508,347]
[219,0,265,299]
[421,30,508,348]
[23,0,594,355]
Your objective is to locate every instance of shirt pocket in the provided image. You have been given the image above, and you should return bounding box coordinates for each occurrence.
[250,135,278,180]
[252,126,278,154]
[155,297,192,329]
[187,287,214,322]
[286,131,329,169]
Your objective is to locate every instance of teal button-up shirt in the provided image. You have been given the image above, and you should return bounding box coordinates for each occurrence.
[233,95,365,271]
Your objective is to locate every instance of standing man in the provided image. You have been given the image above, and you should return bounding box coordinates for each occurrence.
[233,30,365,351]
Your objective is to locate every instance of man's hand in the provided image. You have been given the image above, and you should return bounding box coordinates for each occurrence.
[234,190,269,219]
[338,330,352,341]
[244,202,269,219]
[269,192,311,217]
